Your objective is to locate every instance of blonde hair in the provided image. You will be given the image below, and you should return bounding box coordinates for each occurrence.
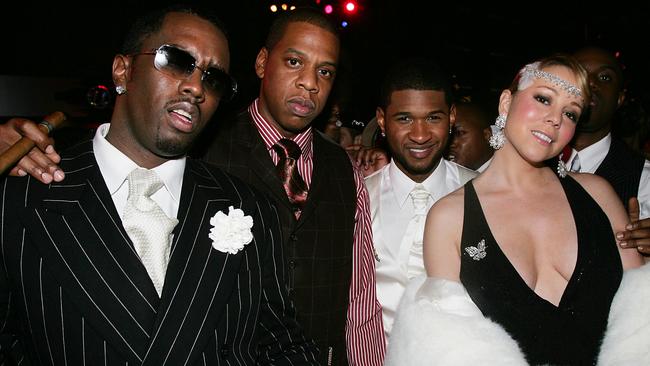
[508,54,591,107]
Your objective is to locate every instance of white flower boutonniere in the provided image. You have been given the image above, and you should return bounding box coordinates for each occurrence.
[209,206,254,254]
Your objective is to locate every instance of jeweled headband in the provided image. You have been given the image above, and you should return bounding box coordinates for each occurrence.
[518,62,582,98]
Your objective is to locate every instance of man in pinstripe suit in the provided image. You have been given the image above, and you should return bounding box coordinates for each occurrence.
[0,5,318,365]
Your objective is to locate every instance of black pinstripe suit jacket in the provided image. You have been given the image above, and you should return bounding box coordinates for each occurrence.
[0,140,319,365]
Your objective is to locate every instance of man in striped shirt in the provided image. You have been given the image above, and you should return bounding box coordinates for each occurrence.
[202,7,384,366]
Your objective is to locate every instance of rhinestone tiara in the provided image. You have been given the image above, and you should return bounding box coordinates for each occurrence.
[519,62,582,98]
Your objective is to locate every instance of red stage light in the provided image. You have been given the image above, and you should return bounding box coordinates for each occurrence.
[344,1,356,13]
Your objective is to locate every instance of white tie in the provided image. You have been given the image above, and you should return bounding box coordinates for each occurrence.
[570,154,581,172]
[399,184,431,278]
[123,168,178,296]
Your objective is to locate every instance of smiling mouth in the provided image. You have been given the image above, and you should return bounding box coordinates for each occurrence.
[406,145,436,158]
[531,131,553,144]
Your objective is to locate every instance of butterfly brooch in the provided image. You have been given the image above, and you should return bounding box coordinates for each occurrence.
[465,239,487,261]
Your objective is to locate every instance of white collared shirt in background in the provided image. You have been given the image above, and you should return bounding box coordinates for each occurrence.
[566,133,650,219]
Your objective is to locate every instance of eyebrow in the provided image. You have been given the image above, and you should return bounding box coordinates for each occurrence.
[390,109,447,118]
[538,86,584,110]
[595,65,620,77]
[285,47,337,69]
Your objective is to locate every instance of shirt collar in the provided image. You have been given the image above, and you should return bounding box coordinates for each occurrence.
[92,123,185,203]
[389,159,447,207]
[572,133,611,173]
[249,98,313,160]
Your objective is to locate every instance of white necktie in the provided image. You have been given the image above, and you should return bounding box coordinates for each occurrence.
[399,184,431,278]
[570,154,581,172]
[123,168,178,296]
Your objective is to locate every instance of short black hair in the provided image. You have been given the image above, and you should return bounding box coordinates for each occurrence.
[378,57,454,110]
[120,4,228,54]
[264,6,339,50]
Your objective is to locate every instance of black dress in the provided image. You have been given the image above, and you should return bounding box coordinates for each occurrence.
[460,177,622,365]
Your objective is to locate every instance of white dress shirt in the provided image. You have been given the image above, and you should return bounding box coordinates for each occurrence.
[476,156,493,173]
[366,159,476,340]
[92,123,185,220]
[566,133,650,219]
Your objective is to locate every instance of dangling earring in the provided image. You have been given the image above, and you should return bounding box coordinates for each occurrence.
[115,85,127,95]
[381,131,386,137]
[488,114,507,149]
[556,153,568,178]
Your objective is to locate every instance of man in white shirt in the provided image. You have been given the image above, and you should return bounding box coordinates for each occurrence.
[567,46,650,251]
[364,58,476,340]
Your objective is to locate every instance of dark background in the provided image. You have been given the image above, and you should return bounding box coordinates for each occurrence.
[2,0,649,124]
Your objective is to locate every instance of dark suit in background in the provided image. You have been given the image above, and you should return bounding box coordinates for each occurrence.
[203,110,356,366]
[594,137,646,210]
[0,140,319,365]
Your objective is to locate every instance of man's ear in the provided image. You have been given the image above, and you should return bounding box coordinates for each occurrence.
[483,127,493,142]
[449,104,457,130]
[255,48,269,79]
[112,54,131,89]
[376,107,386,135]
[617,89,626,109]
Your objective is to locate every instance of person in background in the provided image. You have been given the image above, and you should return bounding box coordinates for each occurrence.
[200,7,384,366]
[446,100,494,172]
[566,46,650,252]
[0,5,319,364]
[364,57,476,341]
[386,54,646,365]
[318,99,366,149]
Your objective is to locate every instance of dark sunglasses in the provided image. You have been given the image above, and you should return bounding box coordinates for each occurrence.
[133,44,237,101]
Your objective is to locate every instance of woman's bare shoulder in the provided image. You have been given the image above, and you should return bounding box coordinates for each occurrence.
[427,185,466,227]
[569,172,620,206]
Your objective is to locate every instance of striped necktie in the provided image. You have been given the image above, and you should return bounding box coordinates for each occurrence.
[272,138,308,218]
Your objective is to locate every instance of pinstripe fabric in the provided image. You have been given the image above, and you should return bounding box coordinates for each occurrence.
[594,137,645,211]
[0,139,318,365]
[202,106,385,366]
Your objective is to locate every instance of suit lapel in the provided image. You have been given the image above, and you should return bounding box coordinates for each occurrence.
[26,143,158,364]
[243,116,293,210]
[142,161,245,366]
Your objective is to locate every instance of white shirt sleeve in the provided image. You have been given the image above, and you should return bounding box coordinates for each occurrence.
[637,159,650,220]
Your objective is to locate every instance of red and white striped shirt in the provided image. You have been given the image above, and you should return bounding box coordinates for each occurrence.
[249,100,385,365]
